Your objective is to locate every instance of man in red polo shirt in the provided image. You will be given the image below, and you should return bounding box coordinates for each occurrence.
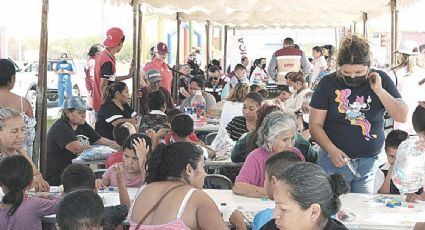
[143,42,172,93]
[92,27,134,113]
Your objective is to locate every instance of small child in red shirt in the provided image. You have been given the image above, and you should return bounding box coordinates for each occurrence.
[105,122,136,168]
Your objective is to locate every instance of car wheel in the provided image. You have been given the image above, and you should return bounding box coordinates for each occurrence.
[26,89,37,113]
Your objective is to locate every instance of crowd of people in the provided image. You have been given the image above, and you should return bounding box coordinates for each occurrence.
[0,25,424,230]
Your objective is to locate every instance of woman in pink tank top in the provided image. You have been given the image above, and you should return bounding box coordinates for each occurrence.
[128,142,230,230]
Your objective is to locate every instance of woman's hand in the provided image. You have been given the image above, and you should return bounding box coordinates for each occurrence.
[328,147,350,168]
[113,164,125,185]
[368,72,383,94]
[33,176,50,192]
[229,210,247,230]
[95,179,105,190]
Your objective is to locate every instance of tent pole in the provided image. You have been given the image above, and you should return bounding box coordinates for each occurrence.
[136,3,142,113]
[131,1,139,112]
[223,25,228,74]
[174,12,182,103]
[390,0,398,66]
[206,20,211,76]
[362,12,368,38]
[34,0,49,175]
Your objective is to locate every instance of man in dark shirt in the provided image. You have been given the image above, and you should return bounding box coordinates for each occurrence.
[205,65,226,102]
[139,69,174,115]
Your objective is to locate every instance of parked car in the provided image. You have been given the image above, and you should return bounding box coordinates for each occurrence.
[10,58,88,108]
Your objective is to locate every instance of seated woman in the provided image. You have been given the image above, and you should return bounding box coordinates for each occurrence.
[233,111,305,198]
[0,59,36,155]
[0,107,49,191]
[272,162,349,230]
[226,92,263,142]
[95,82,139,140]
[284,71,312,114]
[46,96,119,186]
[128,142,229,230]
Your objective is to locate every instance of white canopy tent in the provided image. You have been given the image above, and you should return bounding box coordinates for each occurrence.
[33,0,416,173]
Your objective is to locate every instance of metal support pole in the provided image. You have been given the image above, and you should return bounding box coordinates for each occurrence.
[206,20,211,71]
[390,0,398,66]
[173,12,182,103]
[34,0,49,174]
[223,25,228,73]
[131,1,139,111]
[362,12,368,38]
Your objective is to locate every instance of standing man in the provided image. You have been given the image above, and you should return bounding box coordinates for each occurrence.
[92,27,134,114]
[55,53,75,107]
[143,42,172,93]
[139,69,174,115]
[268,37,310,85]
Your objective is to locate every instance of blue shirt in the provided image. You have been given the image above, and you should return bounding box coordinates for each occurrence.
[56,60,73,78]
[252,208,273,230]
[310,69,401,158]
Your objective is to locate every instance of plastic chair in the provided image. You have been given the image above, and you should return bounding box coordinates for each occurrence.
[94,169,106,179]
[205,132,218,146]
[203,174,232,190]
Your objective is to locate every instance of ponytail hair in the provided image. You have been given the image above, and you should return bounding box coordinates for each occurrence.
[103,81,127,102]
[145,142,203,184]
[0,155,34,217]
[275,162,349,219]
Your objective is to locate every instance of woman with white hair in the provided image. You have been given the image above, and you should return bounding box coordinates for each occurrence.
[390,40,425,134]
[232,111,305,198]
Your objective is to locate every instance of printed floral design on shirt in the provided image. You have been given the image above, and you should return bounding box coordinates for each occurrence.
[335,89,377,141]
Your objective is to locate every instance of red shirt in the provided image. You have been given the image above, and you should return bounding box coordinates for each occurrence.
[105,150,123,169]
[143,58,172,93]
[164,131,199,144]
[93,50,116,112]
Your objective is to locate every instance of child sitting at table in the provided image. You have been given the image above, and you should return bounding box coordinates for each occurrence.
[98,134,152,188]
[0,155,60,230]
[62,164,130,230]
[105,122,137,168]
[56,189,104,230]
[230,152,302,230]
[166,113,216,159]
[374,129,409,194]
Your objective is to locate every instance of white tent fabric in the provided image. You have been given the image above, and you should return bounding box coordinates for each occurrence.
[106,0,418,28]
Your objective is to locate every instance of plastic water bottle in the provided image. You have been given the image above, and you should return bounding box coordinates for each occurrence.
[392,137,425,194]
[191,90,206,126]
[219,203,232,218]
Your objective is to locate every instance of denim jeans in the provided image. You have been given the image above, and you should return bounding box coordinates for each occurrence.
[317,148,379,193]
[58,74,73,107]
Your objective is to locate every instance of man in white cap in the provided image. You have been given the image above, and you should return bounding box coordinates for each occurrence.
[92,27,134,114]
[139,69,174,115]
[142,42,173,93]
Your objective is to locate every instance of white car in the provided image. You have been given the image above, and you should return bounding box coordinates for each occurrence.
[11,58,88,108]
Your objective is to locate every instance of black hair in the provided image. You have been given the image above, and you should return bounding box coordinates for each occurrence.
[61,53,68,58]
[171,114,194,138]
[148,90,166,111]
[190,76,205,89]
[337,35,371,67]
[113,122,133,146]
[123,133,152,153]
[277,162,349,219]
[258,89,269,99]
[265,151,302,179]
[250,84,261,92]
[57,189,105,230]
[283,37,295,46]
[245,92,263,105]
[104,81,127,101]
[234,63,246,72]
[241,56,248,63]
[145,142,203,183]
[88,44,103,57]
[278,85,291,94]
[385,129,409,150]
[61,164,96,193]
[0,155,33,217]
[166,108,183,123]
[0,59,16,87]
[413,104,425,134]
[249,58,261,77]
[322,44,335,57]
[208,65,221,73]
[286,71,306,84]
[210,59,221,67]
[312,46,323,55]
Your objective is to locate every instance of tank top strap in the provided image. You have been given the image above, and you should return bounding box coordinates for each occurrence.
[20,96,24,113]
[128,184,147,218]
[176,188,197,219]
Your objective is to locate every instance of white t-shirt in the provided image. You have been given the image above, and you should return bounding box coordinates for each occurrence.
[284,88,312,114]
[311,56,327,83]
[250,67,268,85]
